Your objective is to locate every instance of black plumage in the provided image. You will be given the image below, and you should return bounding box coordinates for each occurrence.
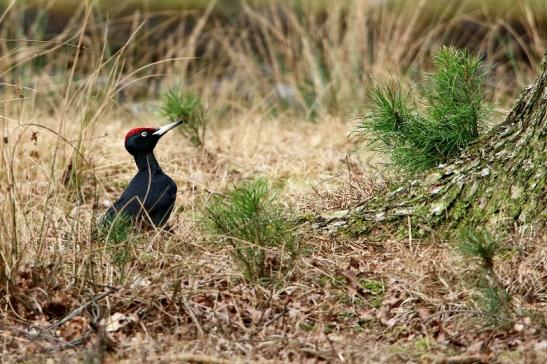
[103,120,183,228]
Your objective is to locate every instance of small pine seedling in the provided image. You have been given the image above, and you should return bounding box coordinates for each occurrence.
[481,286,512,326]
[457,227,500,271]
[201,178,299,283]
[457,228,512,325]
[160,86,208,148]
[358,46,490,173]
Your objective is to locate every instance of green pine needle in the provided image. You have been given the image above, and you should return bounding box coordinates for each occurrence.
[457,227,500,270]
[201,178,299,283]
[160,86,208,148]
[358,46,490,173]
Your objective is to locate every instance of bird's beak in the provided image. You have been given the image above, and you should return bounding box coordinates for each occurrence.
[153,119,185,137]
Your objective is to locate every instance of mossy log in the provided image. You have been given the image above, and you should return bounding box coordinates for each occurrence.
[315,53,546,237]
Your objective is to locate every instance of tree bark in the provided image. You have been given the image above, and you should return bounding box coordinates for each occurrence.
[315,53,546,238]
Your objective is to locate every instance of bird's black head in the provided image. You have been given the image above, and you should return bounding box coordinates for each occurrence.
[124,120,184,156]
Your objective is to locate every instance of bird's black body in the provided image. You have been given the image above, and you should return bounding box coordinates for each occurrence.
[103,121,183,228]
[106,153,177,227]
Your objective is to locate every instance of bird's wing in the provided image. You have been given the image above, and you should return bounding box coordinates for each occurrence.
[146,175,177,226]
[102,172,177,227]
[104,171,153,222]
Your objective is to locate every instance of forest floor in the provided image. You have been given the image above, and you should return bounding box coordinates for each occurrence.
[1,112,546,363]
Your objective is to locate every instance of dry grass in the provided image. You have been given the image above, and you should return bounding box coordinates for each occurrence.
[1,1,547,363]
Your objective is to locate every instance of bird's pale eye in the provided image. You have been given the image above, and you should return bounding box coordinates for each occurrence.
[140,131,148,137]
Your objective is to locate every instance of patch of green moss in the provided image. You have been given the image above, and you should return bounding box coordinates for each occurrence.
[496,350,523,364]
[318,274,346,289]
[340,216,371,237]
[299,321,315,332]
[323,323,337,334]
[414,336,434,353]
[360,279,385,308]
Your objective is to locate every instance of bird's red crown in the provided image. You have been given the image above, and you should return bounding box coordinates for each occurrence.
[125,127,157,143]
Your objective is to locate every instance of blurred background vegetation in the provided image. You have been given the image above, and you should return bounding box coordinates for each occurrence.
[0,0,544,122]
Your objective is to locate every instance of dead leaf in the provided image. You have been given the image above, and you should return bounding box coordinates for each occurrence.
[466,340,483,354]
[340,269,365,297]
[349,257,360,269]
[359,308,376,322]
[130,276,151,289]
[534,341,547,351]
[101,312,138,333]
[513,322,524,332]
[418,307,431,321]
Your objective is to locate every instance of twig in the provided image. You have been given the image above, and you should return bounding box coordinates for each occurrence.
[425,309,485,324]
[255,287,274,328]
[45,288,117,331]
[46,330,94,352]
[432,354,488,364]
[182,296,205,338]
[262,306,289,328]
[2,326,65,344]
[139,353,233,364]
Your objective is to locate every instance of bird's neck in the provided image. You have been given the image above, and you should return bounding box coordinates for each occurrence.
[134,152,162,173]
